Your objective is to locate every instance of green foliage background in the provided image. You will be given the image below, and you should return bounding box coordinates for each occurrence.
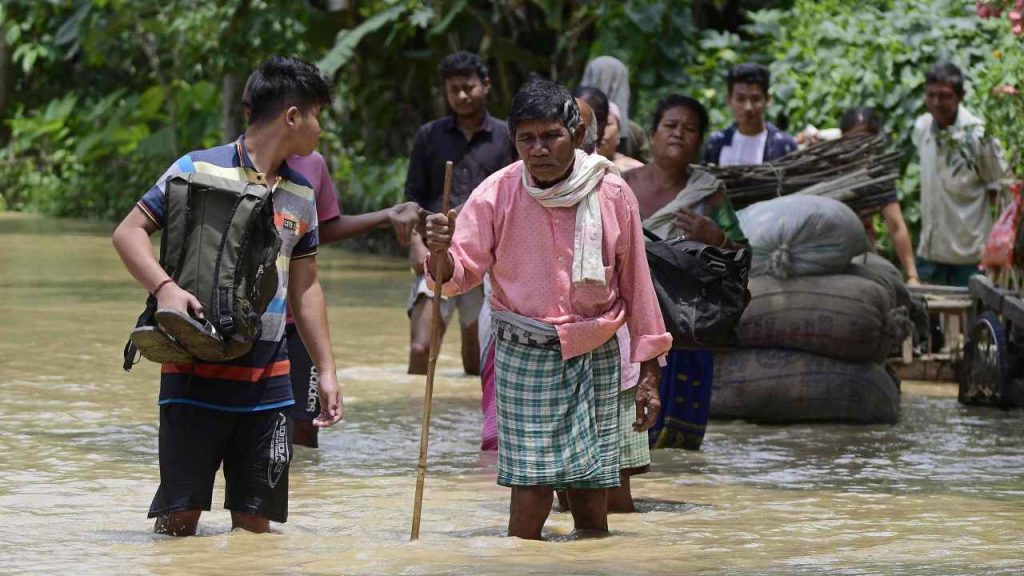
[742,0,1016,239]
[1,0,1021,254]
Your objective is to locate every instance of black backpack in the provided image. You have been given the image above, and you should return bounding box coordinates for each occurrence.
[643,229,752,350]
[123,170,281,370]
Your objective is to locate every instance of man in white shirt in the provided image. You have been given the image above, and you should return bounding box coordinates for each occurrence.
[702,62,797,167]
[914,61,1007,286]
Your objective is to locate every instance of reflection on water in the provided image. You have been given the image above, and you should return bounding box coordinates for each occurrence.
[1,212,1022,575]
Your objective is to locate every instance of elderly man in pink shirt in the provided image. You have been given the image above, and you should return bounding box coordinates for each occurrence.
[425,80,671,540]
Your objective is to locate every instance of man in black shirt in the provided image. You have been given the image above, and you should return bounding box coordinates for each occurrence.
[405,51,513,375]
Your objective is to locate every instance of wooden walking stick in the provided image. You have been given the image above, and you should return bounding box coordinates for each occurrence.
[411,160,453,540]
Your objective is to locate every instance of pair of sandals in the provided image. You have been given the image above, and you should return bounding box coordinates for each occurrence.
[130,309,247,364]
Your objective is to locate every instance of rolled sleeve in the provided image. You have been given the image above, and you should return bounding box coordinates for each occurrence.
[631,334,674,364]
[424,250,469,297]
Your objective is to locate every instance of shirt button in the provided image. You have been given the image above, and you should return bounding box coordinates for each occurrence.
[559,296,565,302]
[558,256,564,263]
[554,219,560,224]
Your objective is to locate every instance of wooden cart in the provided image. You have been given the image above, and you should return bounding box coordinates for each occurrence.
[892,284,971,382]
[957,275,1024,407]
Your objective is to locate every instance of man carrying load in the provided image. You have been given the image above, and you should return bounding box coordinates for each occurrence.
[112,56,341,536]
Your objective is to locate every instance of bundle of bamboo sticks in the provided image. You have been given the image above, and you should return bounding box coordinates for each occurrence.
[707,134,903,214]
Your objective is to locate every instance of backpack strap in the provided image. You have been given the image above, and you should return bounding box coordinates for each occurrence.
[163,174,193,280]
[217,182,274,334]
[642,227,664,242]
[211,192,250,335]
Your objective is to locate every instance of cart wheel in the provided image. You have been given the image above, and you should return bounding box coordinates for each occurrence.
[959,311,1010,407]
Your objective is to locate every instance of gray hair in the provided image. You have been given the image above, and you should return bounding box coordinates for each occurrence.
[509,80,581,137]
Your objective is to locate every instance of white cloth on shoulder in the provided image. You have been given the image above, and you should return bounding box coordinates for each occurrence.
[642,168,722,239]
[522,149,620,285]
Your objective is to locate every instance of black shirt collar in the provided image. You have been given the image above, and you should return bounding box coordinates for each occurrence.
[444,111,494,135]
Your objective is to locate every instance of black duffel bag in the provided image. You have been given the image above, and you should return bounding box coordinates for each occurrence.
[643,229,752,349]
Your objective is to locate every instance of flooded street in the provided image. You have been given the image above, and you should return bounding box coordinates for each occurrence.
[1,212,1022,575]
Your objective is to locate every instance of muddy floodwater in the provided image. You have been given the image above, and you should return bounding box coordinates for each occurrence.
[1,212,1022,575]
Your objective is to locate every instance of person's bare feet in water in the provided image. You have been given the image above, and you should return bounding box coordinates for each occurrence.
[555,489,570,512]
[560,469,647,514]
[607,467,649,513]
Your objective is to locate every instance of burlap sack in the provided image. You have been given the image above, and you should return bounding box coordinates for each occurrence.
[738,274,910,362]
[711,348,900,424]
[738,195,869,279]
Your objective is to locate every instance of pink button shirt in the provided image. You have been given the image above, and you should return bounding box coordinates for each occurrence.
[430,161,671,363]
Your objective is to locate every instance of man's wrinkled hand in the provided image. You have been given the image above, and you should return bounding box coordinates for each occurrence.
[425,210,456,253]
[634,359,662,432]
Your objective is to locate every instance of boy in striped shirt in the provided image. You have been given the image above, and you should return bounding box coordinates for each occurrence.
[112,56,340,536]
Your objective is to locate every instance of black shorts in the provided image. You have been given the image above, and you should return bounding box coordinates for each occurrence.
[148,403,292,523]
[286,325,320,422]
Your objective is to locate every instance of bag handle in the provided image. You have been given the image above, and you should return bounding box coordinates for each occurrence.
[642,227,663,242]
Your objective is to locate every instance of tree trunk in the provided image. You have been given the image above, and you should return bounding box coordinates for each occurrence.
[221,72,245,141]
[0,27,12,147]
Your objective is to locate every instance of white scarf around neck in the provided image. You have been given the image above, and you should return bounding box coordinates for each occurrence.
[521,149,620,285]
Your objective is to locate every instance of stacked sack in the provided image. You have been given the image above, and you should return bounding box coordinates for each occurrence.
[711,195,910,424]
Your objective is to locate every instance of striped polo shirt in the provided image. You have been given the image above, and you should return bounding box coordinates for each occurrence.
[137,136,319,412]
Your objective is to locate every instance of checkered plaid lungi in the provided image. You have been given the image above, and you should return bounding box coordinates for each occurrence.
[493,319,621,489]
[618,387,652,470]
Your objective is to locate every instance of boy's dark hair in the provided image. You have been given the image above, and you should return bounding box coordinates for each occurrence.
[925,60,965,97]
[650,95,710,139]
[727,62,771,96]
[840,106,883,135]
[523,71,547,84]
[509,80,580,136]
[572,86,609,129]
[245,56,331,125]
[439,51,488,81]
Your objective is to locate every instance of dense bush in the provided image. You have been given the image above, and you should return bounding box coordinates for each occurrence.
[0,83,221,219]
[2,0,1022,260]
[0,0,313,220]
[740,0,1011,231]
[974,1,1024,175]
